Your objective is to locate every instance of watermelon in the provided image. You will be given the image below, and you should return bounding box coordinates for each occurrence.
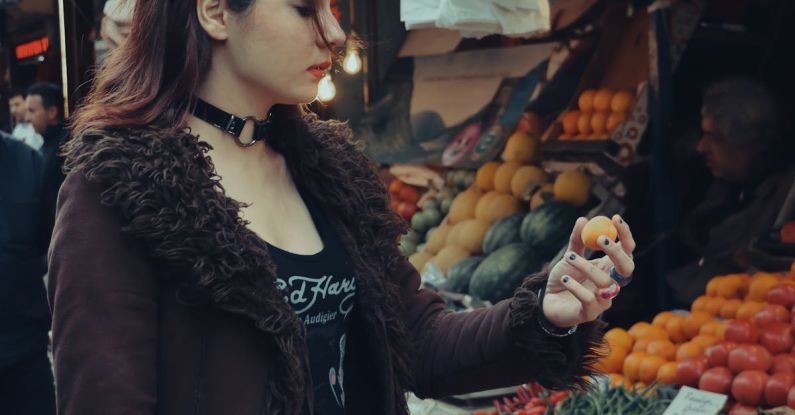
[442,257,482,294]
[469,243,542,303]
[519,202,577,258]
[482,213,524,256]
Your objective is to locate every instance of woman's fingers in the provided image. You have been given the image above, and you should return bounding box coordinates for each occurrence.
[613,215,636,255]
[600,235,635,278]
[567,217,588,256]
[561,276,611,321]
[564,251,613,288]
[560,275,596,305]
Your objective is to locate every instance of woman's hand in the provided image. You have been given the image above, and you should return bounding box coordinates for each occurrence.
[542,215,636,328]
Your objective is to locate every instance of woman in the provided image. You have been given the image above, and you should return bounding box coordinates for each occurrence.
[49,0,636,414]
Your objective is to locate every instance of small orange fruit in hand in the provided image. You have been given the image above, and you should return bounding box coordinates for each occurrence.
[657,361,678,384]
[581,216,619,251]
[578,89,596,112]
[561,111,581,135]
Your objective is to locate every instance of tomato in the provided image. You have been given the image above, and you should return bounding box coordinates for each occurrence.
[725,320,760,344]
[767,284,795,308]
[731,370,769,406]
[772,354,795,374]
[752,304,790,328]
[397,202,417,220]
[388,179,404,195]
[765,372,795,407]
[788,385,795,408]
[728,344,772,374]
[676,357,708,387]
[706,341,738,368]
[699,366,733,395]
[760,323,795,354]
[399,186,421,205]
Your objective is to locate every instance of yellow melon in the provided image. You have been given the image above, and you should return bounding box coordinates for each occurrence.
[445,221,467,246]
[530,183,554,210]
[475,162,500,191]
[475,191,501,222]
[408,251,433,272]
[501,132,540,163]
[510,166,549,198]
[424,223,451,255]
[448,188,482,224]
[553,170,592,207]
[456,219,491,254]
[425,245,470,276]
[487,194,521,223]
[493,161,523,193]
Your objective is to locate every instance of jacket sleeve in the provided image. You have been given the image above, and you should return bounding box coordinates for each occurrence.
[396,254,604,399]
[48,174,159,415]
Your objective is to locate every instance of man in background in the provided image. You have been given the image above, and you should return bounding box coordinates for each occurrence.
[666,78,795,306]
[0,130,55,414]
[25,83,68,250]
[7,88,43,151]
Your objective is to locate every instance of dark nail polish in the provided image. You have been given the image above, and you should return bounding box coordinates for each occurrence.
[619,218,624,224]
[562,276,570,283]
[568,254,577,261]
[604,238,610,246]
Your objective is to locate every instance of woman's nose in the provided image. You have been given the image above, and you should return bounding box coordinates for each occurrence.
[318,10,346,49]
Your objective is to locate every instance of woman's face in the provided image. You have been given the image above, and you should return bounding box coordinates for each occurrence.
[221,0,346,105]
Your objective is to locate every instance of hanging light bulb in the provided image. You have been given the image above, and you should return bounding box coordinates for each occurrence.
[343,46,362,75]
[317,73,337,102]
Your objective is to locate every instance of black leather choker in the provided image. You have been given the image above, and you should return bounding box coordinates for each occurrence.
[190,98,273,148]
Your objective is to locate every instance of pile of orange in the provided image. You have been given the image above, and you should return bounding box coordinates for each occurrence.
[597,265,795,390]
[558,88,634,141]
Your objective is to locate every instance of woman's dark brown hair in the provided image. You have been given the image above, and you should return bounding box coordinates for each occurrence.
[70,0,336,138]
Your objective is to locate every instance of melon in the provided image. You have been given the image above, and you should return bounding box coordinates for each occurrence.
[530,183,554,210]
[487,194,521,224]
[520,202,578,258]
[469,243,542,303]
[511,166,549,199]
[408,251,433,272]
[424,222,451,254]
[501,131,540,163]
[475,162,500,191]
[455,219,491,254]
[427,245,470,276]
[445,221,467,247]
[475,191,501,222]
[493,161,523,193]
[553,170,592,207]
[482,213,524,255]
[448,187,482,224]
[443,256,483,294]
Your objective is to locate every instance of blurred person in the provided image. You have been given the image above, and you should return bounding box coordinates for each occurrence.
[667,78,795,305]
[0,131,55,415]
[49,1,636,414]
[25,83,68,251]
[7,87,44,150]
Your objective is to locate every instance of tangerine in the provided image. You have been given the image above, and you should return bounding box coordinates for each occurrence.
[577,113,592,135]
[657,361,678,384]
[639,356,667,383]
[665,315,688,343]
[590,112,610,135]
[581,216,618,251]
[691,334,719,349]
[748,273,781,301]
[646,340,676,361]
[623,352,648,382]
[691,295,710,313]
[704,297,726,316]
[652,311,676,328]
[736,301,766,320]
[593,89,615,112]
[578,90,596,112]
[606,111,628,132]
[605,328,634,352]
[706,276,723,297]
[683,311,713,339]
[633,337,653,353]
[611,90,635,113]
[676,342,705,361]
[595,345,627,374]
[561,111,581,135]
[719,298,743,319]
[628,322,653,340]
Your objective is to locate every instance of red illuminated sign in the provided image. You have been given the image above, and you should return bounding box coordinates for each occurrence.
[15,37,49,60]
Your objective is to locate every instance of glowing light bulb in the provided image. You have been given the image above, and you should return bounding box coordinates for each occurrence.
[343,48,362,75]
[317,73,336,102]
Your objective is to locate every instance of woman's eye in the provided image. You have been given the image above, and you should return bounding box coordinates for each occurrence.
[294,6,312,18]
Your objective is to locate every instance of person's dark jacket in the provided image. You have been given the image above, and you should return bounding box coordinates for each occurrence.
[49,119,603,415]
[38,123,68,251]
[0,131,50,368]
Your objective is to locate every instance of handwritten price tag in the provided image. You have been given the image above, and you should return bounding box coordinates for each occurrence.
[663,386,727,415]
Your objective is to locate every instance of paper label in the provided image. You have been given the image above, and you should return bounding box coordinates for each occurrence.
[663,386,727,415]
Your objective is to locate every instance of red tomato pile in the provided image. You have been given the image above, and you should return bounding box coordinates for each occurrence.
[388,179,421,220]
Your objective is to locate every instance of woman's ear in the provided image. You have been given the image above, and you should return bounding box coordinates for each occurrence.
[196,0,229,41]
